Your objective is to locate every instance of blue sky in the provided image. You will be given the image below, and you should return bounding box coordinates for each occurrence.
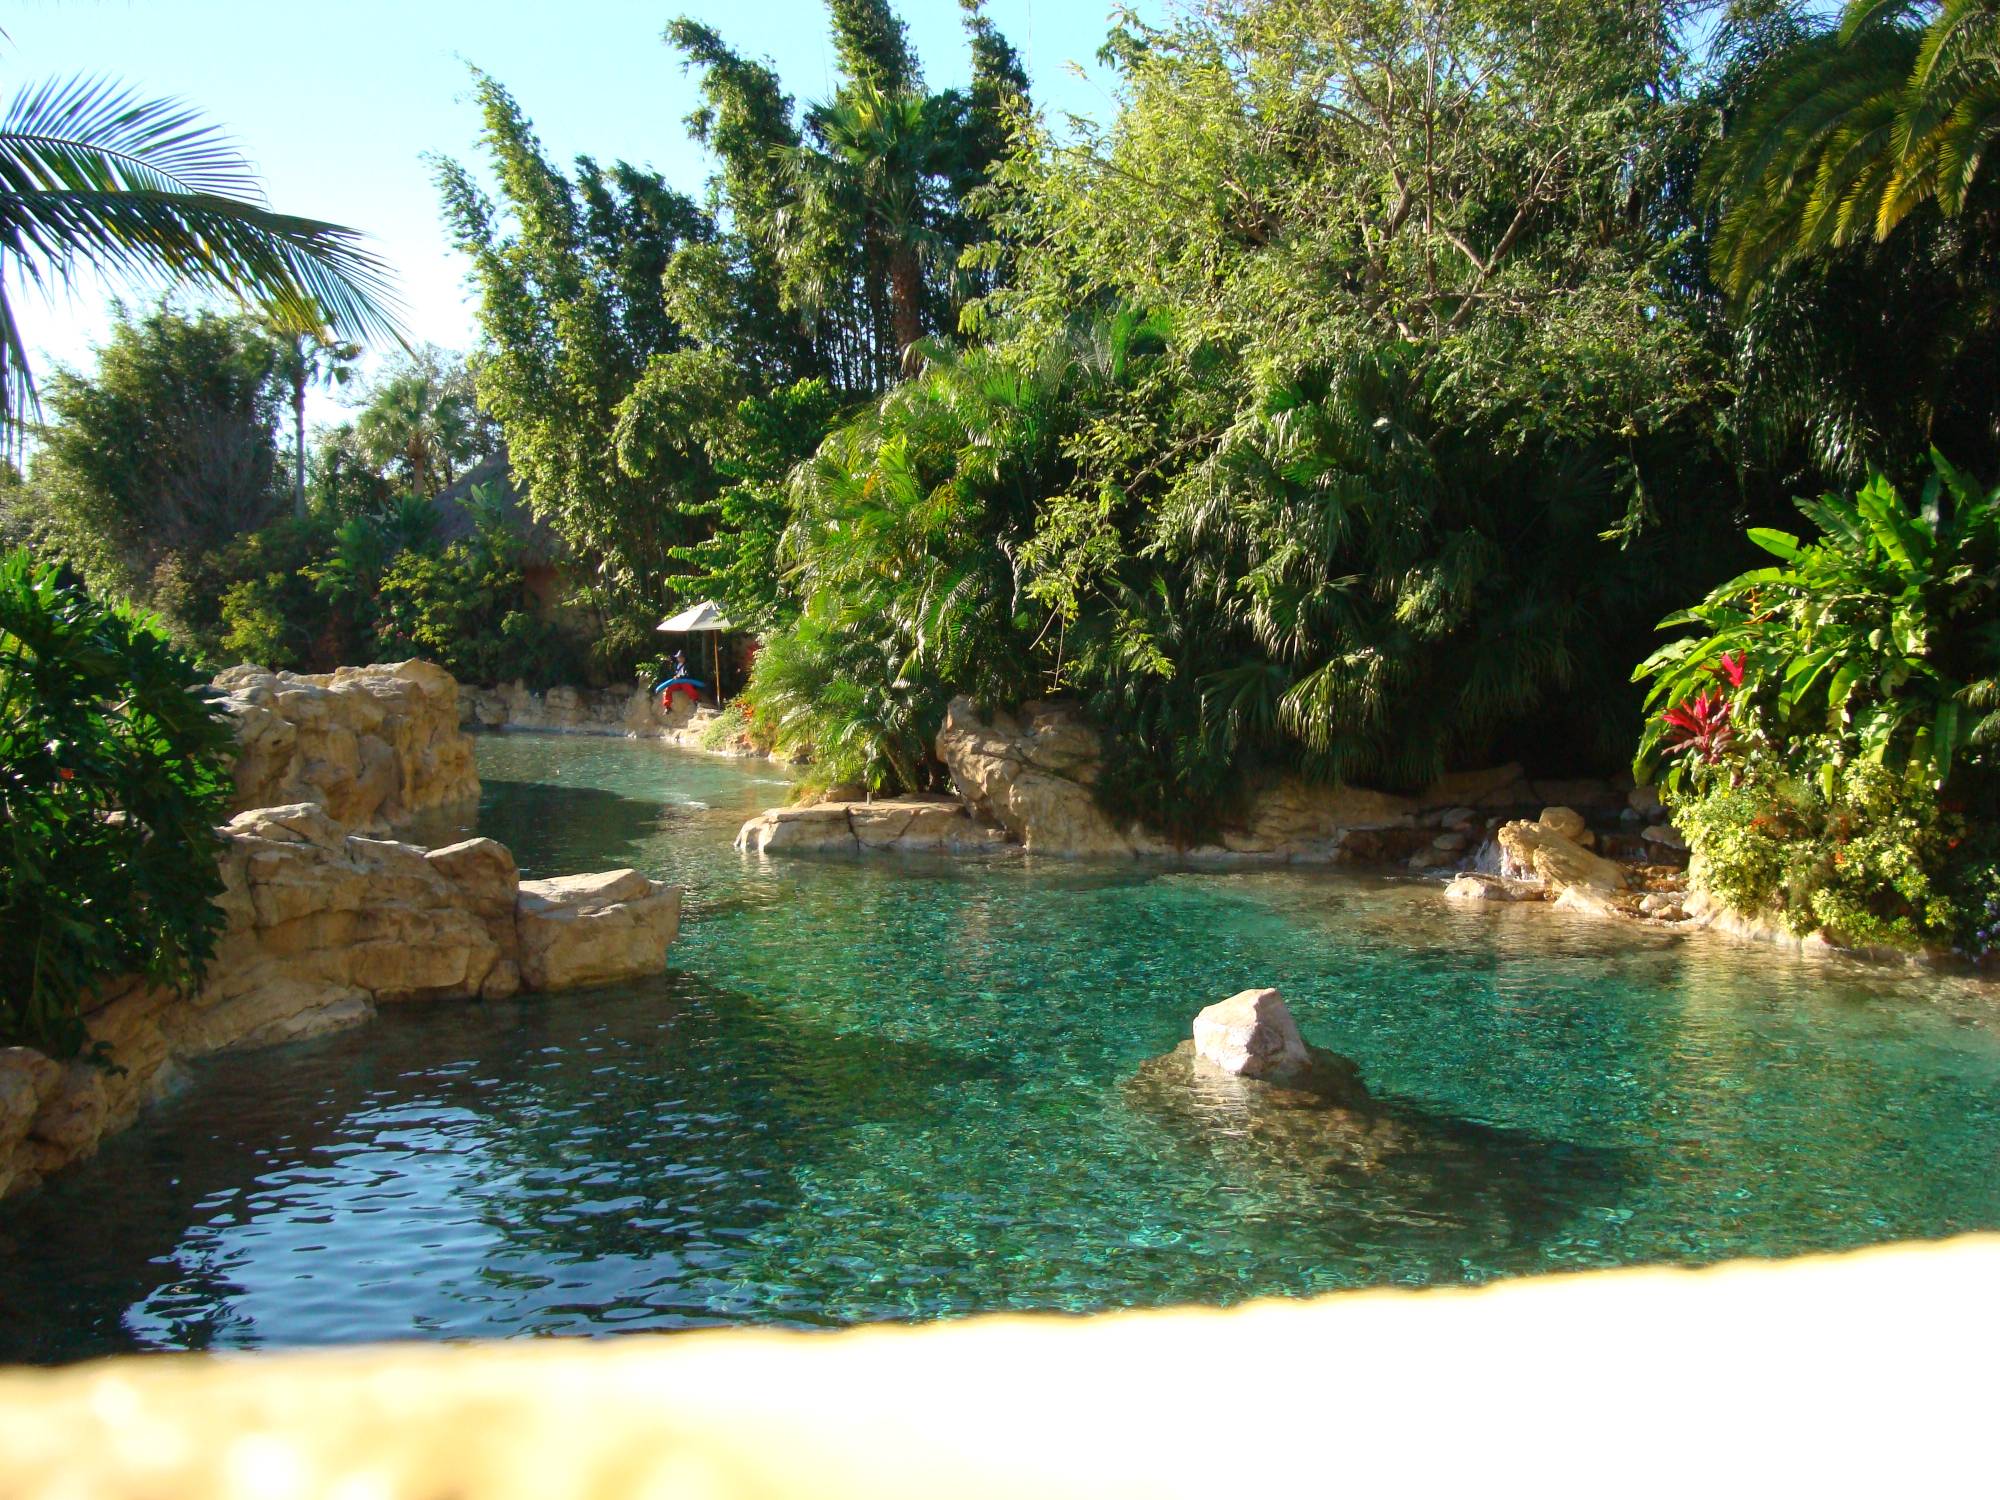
[6,0,1156,412]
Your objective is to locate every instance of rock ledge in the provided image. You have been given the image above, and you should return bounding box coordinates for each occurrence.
[0,803,680,1199]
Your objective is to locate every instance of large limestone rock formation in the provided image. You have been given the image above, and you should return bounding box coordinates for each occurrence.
[1495,813,1630,894]
[1447,809,1704,930]
[930,696,1429,860]
[0,804,681,1199]
[518,871,684,990]
[1216,779,1418,858]
[935,697,1135,856]
[735,796,1013,858]
[213,661,479,830]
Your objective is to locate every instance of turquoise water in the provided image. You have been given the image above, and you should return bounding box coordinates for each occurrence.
[5,734,2000,1360]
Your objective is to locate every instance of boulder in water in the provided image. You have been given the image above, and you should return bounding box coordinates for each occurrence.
[1143,987,1373,1112]
[1192,988,1312,1081]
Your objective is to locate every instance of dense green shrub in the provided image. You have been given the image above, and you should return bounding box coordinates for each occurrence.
[1637,457,2000,950]
[376,539,579,690]
[218,573,299,667]
[1674,754,1962,949]
[24,307,287,604]
[0,551,236,1055]
[698,700,752,752]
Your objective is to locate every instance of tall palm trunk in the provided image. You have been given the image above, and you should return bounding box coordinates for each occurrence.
[292,372,307,519]
[889,243,923,375]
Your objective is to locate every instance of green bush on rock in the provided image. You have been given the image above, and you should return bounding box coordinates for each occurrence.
[1637,455,2000,953]
[0,551,237,1054]
[1674,756,1963,949]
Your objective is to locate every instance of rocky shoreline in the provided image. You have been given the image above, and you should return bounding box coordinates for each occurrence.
[731,695,1971,971]
[0,664,684,1201]
[736,695,1677,868]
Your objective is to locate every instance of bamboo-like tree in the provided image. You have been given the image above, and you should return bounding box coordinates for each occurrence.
[0,75,399,430]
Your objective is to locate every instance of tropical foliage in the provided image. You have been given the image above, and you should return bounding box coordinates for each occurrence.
[4,305,555,679]
[375,504,579,687]
[1637,457,2000,947]
[13,0,2000,974]
[1705,0,2000,483]
[10,306,290,613]
[728,0,1758,825]
[0,550,235,1054]
[1705,0,2000,300]
[431,0,1028,670]
[1636,456,2000,796]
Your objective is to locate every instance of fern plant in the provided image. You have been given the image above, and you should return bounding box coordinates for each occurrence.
[0,551,236,1053]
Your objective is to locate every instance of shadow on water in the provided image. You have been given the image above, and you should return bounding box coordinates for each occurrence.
[1123,1046,1634,1276]
[0,971,1011,1363]
[469,778,683,878]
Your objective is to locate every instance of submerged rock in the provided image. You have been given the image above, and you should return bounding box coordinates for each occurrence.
[1129,988,1392,1163]
[1130,989,1631,1242]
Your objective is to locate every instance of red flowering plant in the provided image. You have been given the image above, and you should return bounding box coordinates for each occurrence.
[1660,685,1735,765]
[1632,458,2000,952]
[1638,646,1753,794]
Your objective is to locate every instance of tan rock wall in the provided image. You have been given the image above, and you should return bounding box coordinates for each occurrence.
[911,697,1620,863]
[458,680,772,757]
[0,805,681,1201]
[461,681,691,739]
[735,797,1012,859]
[213,660,479,830]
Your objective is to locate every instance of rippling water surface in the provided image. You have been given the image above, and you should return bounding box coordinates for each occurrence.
[5,734,1999,1360]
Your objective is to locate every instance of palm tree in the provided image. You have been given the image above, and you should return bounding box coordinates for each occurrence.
[266,317,360,519]
[774,80,953,384]
[0,75,400,430]
[1707,0,2000,300]
[354,364,476,498]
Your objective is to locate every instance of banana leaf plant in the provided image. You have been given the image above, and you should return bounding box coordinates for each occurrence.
[1634,452,2000,796]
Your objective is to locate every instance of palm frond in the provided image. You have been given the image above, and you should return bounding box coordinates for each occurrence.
[0,75,403,428]
[0,76,258,199]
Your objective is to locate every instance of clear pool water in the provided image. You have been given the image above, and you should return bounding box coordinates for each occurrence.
[5,734,1999,1360]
